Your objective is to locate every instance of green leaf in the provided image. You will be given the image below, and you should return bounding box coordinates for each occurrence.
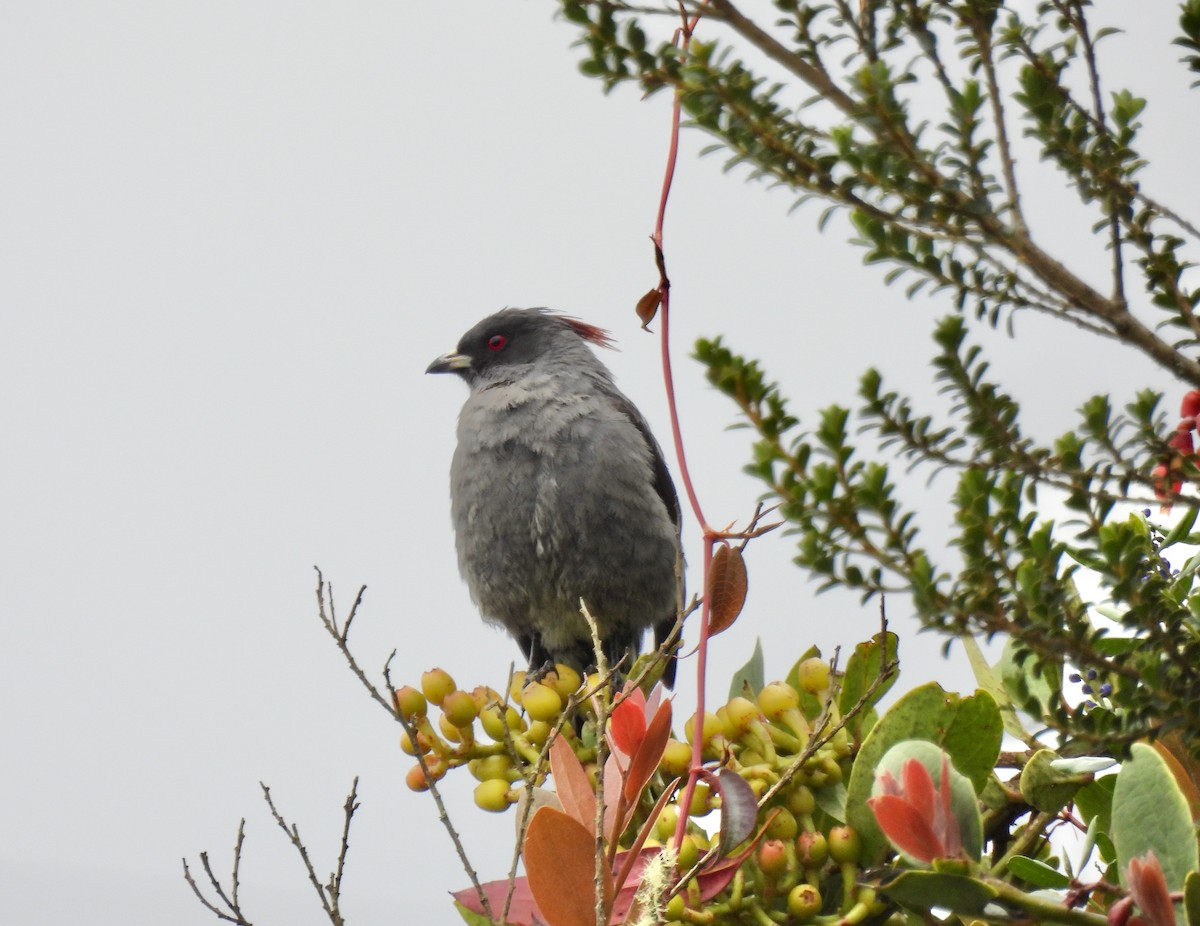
[1020,749,1093,813]
[729,639,766,701]
[839,631,899,736]
[997,637,1058,720]
[878,870,998,914]
[1112,743,1199,892]
[1008,855,1071,889]
[1164,505,1199,547]
[1185,870,1200,926]
[812,782,847,823]
[941,690,1004,793]
[453,900,499,926]
[960,633,1029,741]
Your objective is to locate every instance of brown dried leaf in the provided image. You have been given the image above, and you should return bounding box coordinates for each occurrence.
[707,544,748,636]
[551,736,597,837]
[635,288,661,328]
[525,807,613,926]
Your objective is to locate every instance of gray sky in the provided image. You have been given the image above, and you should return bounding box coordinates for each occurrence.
[2,3,1195,924]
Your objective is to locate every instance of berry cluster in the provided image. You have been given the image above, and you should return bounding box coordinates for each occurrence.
[397,653,886,925]
[396,665,592,812]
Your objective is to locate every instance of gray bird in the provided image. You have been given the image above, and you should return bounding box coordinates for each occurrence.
[427,307,681,686]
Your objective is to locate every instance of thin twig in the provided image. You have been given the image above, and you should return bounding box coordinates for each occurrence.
[260,782,344,926]
[181,820,254,926]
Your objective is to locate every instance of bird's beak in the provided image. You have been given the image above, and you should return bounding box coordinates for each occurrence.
[426,352,472,374]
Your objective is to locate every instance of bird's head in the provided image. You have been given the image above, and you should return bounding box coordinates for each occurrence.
[426,307,615,387]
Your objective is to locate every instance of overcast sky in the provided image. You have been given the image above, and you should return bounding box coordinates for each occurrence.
[2,3,1195,924]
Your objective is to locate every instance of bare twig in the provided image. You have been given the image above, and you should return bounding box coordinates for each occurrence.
[182,819,254,926]
[260,780,358,926]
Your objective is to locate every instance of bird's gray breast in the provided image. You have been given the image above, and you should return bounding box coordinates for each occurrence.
[449,374,677,646]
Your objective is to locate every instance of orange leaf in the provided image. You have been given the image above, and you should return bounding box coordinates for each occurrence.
[624,700,673,804]
[635,288,661,328]
[707,544,748,636]
[525,807,613,926]
[610,689,648,758]
[551,736,597,836]
[867,794,943,864]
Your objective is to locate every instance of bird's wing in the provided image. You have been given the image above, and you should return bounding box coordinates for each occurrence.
[593,379,683,688]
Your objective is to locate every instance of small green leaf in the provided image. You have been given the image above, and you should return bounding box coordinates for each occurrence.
[729,639,765,701]
[1020,749,1092,813]
[839,631,899,736]
[960,633,1029,741]
[1008,855,1072,889]
[812,782,847,822]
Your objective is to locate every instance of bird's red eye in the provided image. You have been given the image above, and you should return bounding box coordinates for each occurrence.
[488,334,507,351]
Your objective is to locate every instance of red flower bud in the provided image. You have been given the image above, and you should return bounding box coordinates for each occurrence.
[1181,390,1200,419]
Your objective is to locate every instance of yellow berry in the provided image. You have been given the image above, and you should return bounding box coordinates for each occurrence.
[420,668,456,706]
[757,681,800,720]
[508,671,528,704]
[659,739,693,778]
[480,704,522,740]
[438,713,464,742]
[526,720,551,746]
[663,893,686,922]
[441,690,479,728]
[686,782,714,817]
[787,884,822,921]
[473,778,515,812]
[399,730,422,756]
[546,664,583,701]
[683,711,723,747]
[654,804,680,841]
[828,825,862,864]
[723,696,761,737]
[796,656,831,694]
[522,682,563,722]
[393,685,427,720]
[677,833,702,870]
[470,754,513,782]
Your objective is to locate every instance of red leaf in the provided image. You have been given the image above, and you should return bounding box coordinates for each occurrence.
[625,700,672,804]
[1127,853,1177,926]
[525,807,613,926]
[707,544,748,636]
[867,794,944,864]
[901,757,937,821]
[610,691,647,758]
[452,876,543,925]
[551,736,597,837]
